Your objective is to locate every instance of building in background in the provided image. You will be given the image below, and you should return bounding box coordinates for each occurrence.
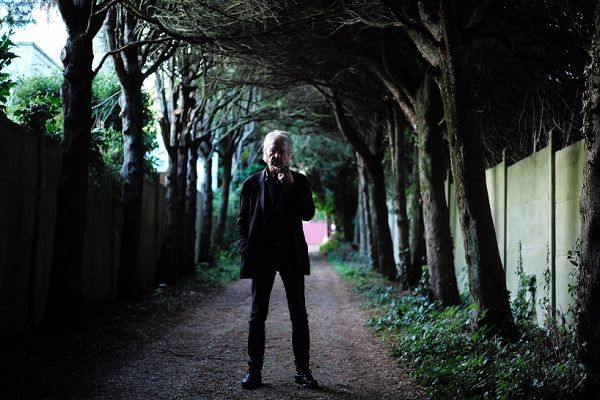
[3,41,60,78]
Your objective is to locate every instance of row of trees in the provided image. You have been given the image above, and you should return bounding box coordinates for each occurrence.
[1,1,278,325]
[135,0,599,391]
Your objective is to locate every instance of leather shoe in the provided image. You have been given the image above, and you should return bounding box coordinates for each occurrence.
[294,369,318,388]
[241,370,262,390]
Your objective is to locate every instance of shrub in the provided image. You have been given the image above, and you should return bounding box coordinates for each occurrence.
[7,73,62,136]
[195,250,240,286]
[332,260,586,399]
[0,31,17,114]
[7,72,159,178]
[319,231,343,254]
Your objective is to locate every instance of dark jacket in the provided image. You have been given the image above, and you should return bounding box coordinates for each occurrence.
[235,168,315,279]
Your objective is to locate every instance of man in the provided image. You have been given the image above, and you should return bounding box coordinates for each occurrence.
[235,130,318,390]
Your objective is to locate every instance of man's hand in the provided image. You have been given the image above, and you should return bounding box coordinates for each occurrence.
[271,165,294,185]
[278,166,294,185]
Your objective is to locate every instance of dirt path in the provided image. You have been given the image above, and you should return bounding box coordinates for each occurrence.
[1,253,423,400]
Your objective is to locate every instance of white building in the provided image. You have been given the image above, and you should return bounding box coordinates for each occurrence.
[3,41,60,78]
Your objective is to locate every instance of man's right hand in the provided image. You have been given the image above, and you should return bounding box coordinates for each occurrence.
[271,166,294,185]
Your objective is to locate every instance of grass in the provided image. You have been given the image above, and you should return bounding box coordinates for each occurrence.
[195,251,240,286]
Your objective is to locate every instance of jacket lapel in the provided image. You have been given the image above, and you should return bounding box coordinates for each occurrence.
[258,168,266,213]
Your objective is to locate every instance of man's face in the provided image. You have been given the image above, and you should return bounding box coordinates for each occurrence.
[263,138,290,170]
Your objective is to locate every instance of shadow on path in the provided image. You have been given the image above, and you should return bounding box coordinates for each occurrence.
[0,252,423,400]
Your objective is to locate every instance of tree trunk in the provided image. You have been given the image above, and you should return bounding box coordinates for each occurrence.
[408,142,426,286]
[183,143,199,275]
[578,2,600,391]
[334,160,358,242]
[45,30,95,325]
[117,79,145,299]
[436,2,514,334]
[198,150,213,264]
[354,202,362,250]
[106,7,149,300]
[358,155,378,271]
[366,159,396,280]
[176,137,189,275]
[388,105,411,282]
[331,97,396,279]
[415,73,459,305]
[214,150,233,251]
[156,148,179,285]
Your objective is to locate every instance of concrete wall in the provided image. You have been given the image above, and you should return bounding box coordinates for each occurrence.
[0,117,171,333]
[444,140,584,323]
[505,147,552,323]
[554,141,584,318]
[386,140,585,323]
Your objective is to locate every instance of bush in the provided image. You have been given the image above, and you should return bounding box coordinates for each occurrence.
[195,250,240,286]
[331,260,586,399]
[319,231,342,253]
[6,72,159,178]
[7,73,62,136]
[0,31,17,114]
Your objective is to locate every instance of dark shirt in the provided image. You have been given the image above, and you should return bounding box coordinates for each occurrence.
[264,169,294,271]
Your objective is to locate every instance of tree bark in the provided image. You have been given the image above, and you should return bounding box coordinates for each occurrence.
[105,7,147,299]
[331,96,396,279]
[45,8,101,325]
[214,146,233,251]
[408,142,426,286]
[415,73,459,305]
[176,132,189,275]
[578,1,600,391]
[367,160,396,279]
[435,2,514,333]
[198,148,213,264]
[388,104,412,283]
[333,160,358,242]
[116,79,145,298]
[156,146,180,285]
[371,47,455,296]
[358,155,378,271]
[183,143,200,275]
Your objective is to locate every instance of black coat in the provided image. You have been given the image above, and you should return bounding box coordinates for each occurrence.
[235,168,315,279]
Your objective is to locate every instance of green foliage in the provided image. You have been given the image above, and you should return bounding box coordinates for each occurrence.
[6,71,159,178]
[332,260,586,399]
[320,231,363,264]
[7,73,62,136]
[565,238,582,322]
[512,242,537,323]
[319,231,342,253]
[195,250,240,285]
[0,30,18,114]
[0,2,35,26]
[92,73,122,131]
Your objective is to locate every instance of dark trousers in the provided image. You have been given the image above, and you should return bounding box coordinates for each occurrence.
[247,268,310,372]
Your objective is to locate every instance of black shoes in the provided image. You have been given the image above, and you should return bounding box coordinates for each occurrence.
[241,369,318,389]
[241,370,263,390]
[294,369,319,388]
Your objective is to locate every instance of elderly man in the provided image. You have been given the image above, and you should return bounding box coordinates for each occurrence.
[235,130,317,390]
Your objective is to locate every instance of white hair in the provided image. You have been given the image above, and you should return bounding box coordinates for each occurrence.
[263,130,293,155]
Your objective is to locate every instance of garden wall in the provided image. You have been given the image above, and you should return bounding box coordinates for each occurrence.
[0,117,173,333]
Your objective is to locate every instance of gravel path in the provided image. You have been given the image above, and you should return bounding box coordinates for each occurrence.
[1,252,423,400]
